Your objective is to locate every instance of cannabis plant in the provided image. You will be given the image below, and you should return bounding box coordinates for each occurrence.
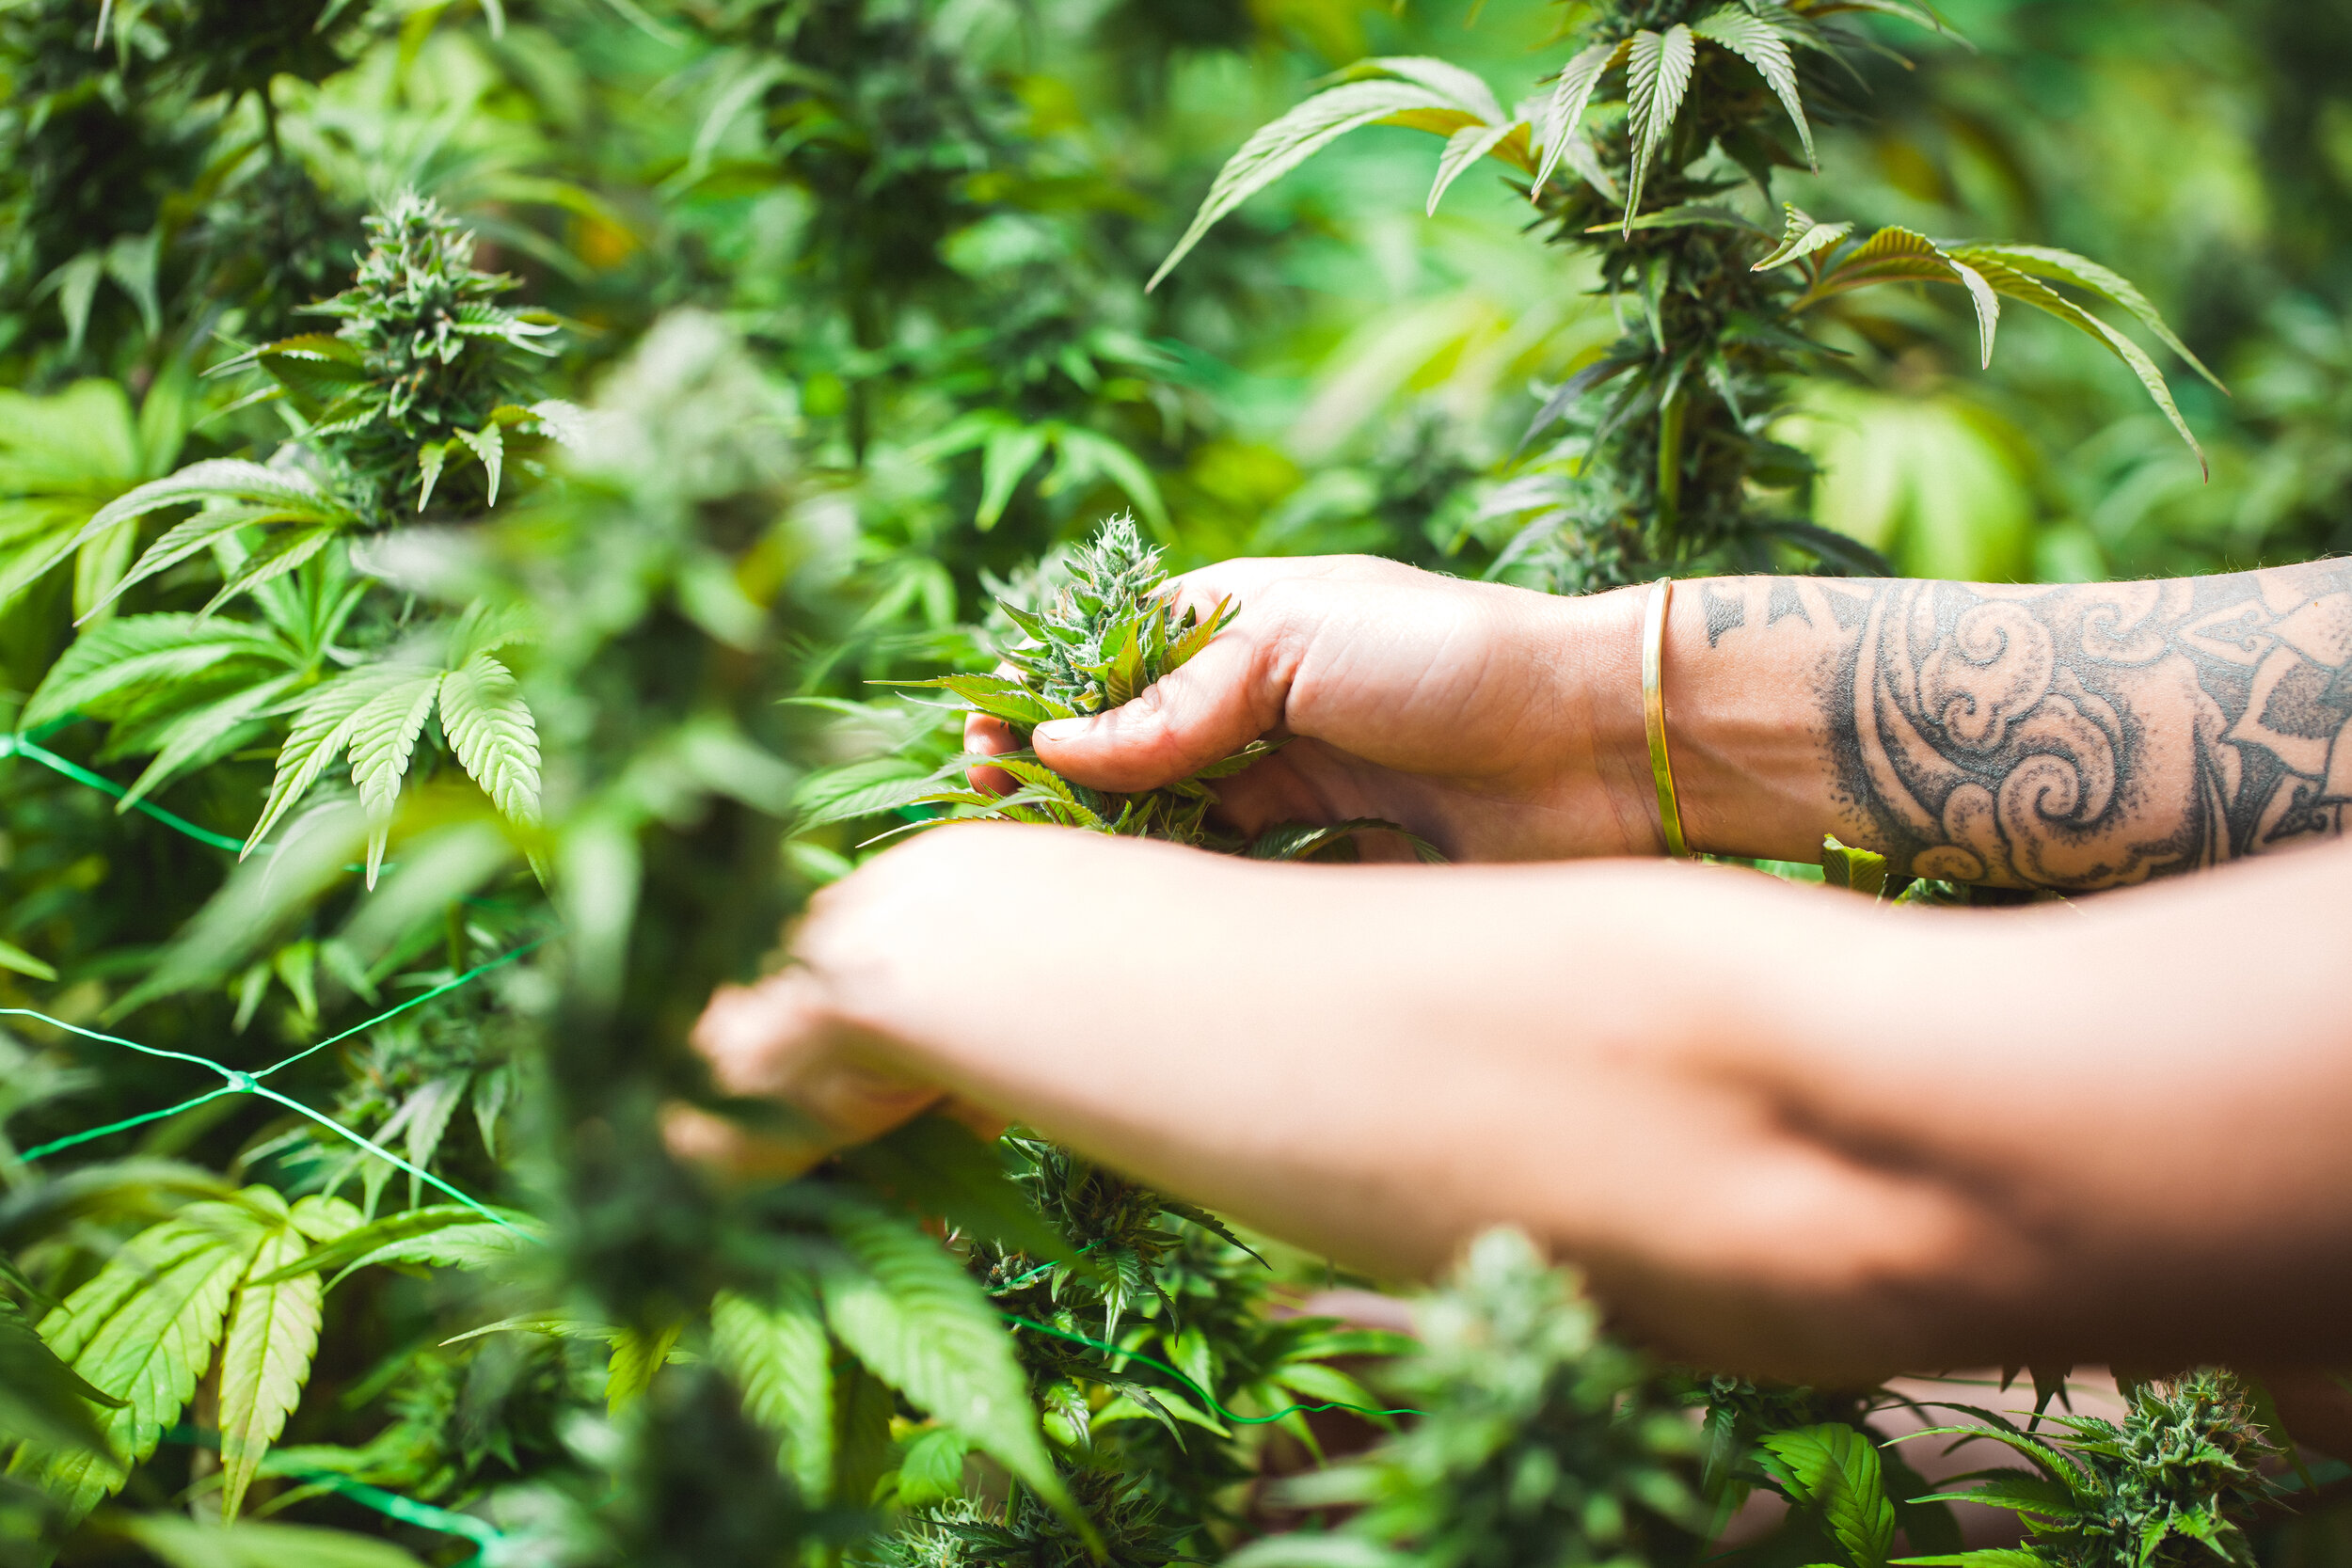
[22,194,558,887]
[887,515,1436,861]
[1906,1371,2277,1568]
[1233,1227,1700,1568]
[1152,2,2218,589]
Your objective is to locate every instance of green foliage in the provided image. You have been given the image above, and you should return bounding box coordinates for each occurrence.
[0,4,2335,1566]
[1232,1227,1699,1568]
[7,1187,355,1526]
[246,191,564,522]
[1154,2,2213,590]
[1906,1372,2277,1568]
[884,515,1429,861]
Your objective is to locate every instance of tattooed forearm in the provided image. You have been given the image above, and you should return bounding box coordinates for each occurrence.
[1698,564,2352,890]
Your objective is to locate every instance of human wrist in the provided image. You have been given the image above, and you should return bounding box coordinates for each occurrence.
[1545,584,1665,856]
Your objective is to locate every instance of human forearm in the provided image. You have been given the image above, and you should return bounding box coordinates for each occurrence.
[1640,562,2352,888]
[782,828,2042,1378]
[723,824,2352,1378]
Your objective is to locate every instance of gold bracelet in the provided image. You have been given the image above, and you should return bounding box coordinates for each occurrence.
[1641,577,1692,859]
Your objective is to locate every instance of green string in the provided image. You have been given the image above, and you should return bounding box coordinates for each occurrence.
[998,1314,1424,1426]
[0,732,248,853]
[4,942,538,1235]
[2,733,1422,1456]
[164,1425,506,1557]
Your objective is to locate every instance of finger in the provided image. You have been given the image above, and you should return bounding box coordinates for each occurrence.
[686,970,948,1161]
[963,712,1021,797]
[1033,625,1288,793]
[941,1098,1010,1143]
[691,972,828,1099]
[662,1101,826,1181]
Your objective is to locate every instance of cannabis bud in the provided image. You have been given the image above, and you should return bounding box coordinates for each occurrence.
[1941,1369,2277,1568]
[231,190,566,522]
[887,515,1435,860]
[1237,1227,1699,1568]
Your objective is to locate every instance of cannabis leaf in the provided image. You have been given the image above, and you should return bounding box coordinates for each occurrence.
[1783,229,2215,470]
[58,460,363,624]
[0,375,189,619]
[1760,1423,1898,1568]
[713,1283,835,1499]
[217,1193,358,1520]
[245,605,542,883]
[9,1200,264,1523]
[1151,70,1515,288]
[817,1197,1080,1530]
[1624,26,1697,233]
[7,1189,358,1527]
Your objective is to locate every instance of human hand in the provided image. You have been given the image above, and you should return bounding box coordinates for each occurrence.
[965,556,1662,862]
[667,830,1027,1179]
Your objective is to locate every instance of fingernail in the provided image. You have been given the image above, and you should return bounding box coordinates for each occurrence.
[1033,719,1089,743]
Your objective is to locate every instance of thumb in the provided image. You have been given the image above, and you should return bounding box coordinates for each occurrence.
[1032,629,1285,793]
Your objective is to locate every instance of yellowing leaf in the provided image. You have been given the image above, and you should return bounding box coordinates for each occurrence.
[9,1198,267,1525]
[216,1194,329,1520]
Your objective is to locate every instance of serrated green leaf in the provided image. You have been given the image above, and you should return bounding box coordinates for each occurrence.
[1754,204,1853,272]
[817,1200,1080,1532]
[1956,244,2225,389]
[607,1319,684,1412]
[712,1283,834,1500]
[894,1425,972,1506]
[416,441,450,512]
[1761,1424,1898,1568]
[789,756,944,832]
[1947,257,2001,369]
[1152,79,1472,289]
[246,665,421,854]
[438,652,541,828]
[119,676,297,812]
[1625,26,1697,230]
[24,615,294,728]
[1909,1471,2082,1518]
[456,421,504,506]
[1967,257,2206,473]
[346,671,446,886]
[1820,835,1889,897]
[217,1196,326,1521]
[199,524,341,618]
[63,460,350,566]
[9,1198,267,1525]
[1355,55,1505,123]
[1533,39,1629,197]
[1694,7,1814,166]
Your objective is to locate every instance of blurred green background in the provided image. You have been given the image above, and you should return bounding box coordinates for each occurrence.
[8,0,2348,653]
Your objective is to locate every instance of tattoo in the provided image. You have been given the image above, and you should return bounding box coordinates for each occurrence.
[1713,566,2352,890]
[1703,584,1746,647]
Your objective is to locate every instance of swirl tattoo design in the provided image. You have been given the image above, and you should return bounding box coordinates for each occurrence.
[1701,564,2352,891]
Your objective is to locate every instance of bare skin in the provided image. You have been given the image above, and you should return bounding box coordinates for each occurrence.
[680,557,2352,1385]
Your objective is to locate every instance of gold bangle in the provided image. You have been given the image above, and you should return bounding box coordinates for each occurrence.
[1641,577,1692,860]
